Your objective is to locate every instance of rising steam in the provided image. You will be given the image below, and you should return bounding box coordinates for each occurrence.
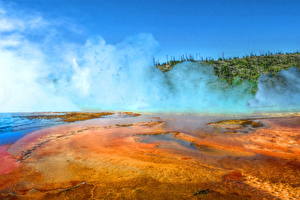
[0,4,299,113]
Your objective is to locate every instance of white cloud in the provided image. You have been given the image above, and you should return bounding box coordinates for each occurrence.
[0,2,299,113]
[0,18,24,32]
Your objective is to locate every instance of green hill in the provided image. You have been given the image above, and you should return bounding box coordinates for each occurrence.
[155,52,300,93]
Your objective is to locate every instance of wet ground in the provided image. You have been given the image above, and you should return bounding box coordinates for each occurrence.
[0,112,299,200]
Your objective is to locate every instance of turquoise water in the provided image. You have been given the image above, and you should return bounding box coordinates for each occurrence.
[0,113,64,145]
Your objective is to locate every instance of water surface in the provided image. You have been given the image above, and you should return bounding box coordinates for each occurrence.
[0,113,64,145]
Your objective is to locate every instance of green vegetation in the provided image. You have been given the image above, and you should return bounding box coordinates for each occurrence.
[154,52,300,93]
[23,112,114,122]
[154,55,196,72]
[21,112,141,123]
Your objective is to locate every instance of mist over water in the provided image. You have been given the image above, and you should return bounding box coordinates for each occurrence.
[0,4,299,113]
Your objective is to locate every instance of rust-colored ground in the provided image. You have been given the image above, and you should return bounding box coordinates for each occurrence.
[0,113,299,200]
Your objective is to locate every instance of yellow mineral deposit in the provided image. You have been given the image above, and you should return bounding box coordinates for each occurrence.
[0,113,299,200]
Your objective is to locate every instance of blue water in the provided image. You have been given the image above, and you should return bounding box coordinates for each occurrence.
[0,113,64,145]
[138,133,197,150]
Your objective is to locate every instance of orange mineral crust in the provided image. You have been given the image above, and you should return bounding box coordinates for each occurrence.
[0,145,19,175]
[0,114,300,200]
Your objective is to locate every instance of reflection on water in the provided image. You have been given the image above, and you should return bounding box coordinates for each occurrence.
[138,133,197,150]
[0,113,64,145]
[0,112,143,145]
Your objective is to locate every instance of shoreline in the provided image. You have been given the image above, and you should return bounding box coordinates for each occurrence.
[0,113,299,199]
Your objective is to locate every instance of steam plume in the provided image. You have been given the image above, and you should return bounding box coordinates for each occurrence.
[0,4,299,113]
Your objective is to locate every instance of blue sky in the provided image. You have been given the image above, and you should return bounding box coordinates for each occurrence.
[1,0,300,112]
[6,0,300,58]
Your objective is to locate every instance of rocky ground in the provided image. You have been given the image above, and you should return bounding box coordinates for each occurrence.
[0,113,299,200]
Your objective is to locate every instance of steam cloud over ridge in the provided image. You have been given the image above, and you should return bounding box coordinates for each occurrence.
[0,4,299,113]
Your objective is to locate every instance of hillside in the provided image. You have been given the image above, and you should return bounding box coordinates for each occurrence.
[155,52,300,93]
